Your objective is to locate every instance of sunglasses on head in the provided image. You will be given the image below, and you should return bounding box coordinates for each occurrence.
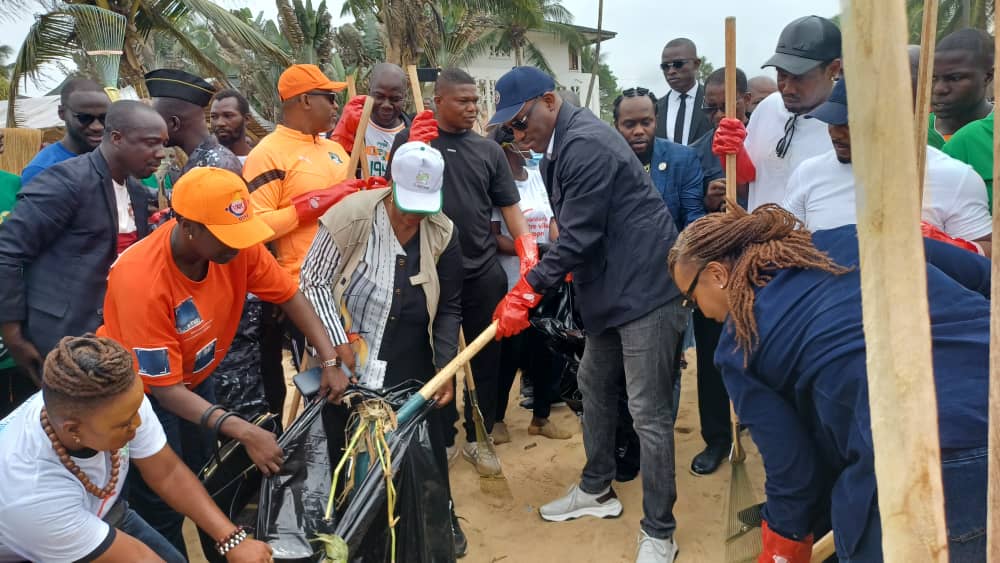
[509,98,539,131]
[73,112,107,127]
[660,59,693,71]
[621,87,651,98]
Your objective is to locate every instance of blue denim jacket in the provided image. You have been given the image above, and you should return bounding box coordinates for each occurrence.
[648,137,705,231]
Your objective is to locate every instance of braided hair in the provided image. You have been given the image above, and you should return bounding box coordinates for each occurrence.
[42,334,136,416]
[668,203,851,361]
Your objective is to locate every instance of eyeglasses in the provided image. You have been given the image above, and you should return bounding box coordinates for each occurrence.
[509,98,539,131]
[775,114,798,159]
[701,103,725,116]
[73,112,107,127]
[621,87,651,98]
[660,59,693,71]
[681,262,709,309]
[306,91,339,105]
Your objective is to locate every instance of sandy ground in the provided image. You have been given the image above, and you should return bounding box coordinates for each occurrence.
[186,349,766,562]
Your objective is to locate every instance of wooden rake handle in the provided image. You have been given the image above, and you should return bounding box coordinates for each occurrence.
[417,322,497,401]
[346,95,374,180]
[811,531,835,561]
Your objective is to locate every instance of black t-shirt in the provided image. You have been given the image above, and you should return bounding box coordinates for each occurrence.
[388,128,520,279]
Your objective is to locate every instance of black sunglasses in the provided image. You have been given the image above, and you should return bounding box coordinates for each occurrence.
[701,103,725,116]
[775,114,798,158]
[305,91,339,105]
[681,262,709,309]
[73,112,107,127]
[621,87,651,98]
[509,98,539,131]
[660,59,693,70]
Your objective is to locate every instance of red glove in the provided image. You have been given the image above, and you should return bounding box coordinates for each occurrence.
[920,221,983,255]
[292,179,365,223]
[364,176,389,190]
[493,277,542,339]
[330,95,367,153]
[514,234,539,279]
[713,117,756,184]
[408,110,439,144]
[759,521,813,563]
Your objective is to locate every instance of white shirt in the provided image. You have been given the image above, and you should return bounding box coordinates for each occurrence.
[492,168,554,290]
[112,179,137,234]
[665,82,699,145]
[365,122,406,178]
[0,393,167,562]
[745,91,833,210]
[783,147,992,241]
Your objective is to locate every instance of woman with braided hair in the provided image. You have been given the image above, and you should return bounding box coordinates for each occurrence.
[0,334,274,563]
[669,204,990,562]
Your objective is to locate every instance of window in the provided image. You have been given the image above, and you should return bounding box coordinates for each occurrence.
[569,47,580,71]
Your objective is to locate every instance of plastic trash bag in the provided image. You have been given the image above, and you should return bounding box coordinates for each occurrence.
[530,281,584,414]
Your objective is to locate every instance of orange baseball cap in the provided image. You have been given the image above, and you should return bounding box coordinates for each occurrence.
[278,64,348,101]
[171,167,274,249]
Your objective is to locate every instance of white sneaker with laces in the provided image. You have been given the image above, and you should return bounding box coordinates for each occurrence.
[539,483,623,522]
[635,530,678,563]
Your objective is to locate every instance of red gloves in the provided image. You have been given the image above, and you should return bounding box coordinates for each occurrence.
[292,179,365,223]
[365,176,389,190]
[921,221,984,255]
[759,521,813,563]
[408,110,439,144]
[713,117,756,184]
[493,277,542,339]
[515,234,539,279]
[330,95,367,153]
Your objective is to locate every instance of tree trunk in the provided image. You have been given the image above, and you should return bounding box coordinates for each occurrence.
[515,45,523,66]
[584,0,604,110]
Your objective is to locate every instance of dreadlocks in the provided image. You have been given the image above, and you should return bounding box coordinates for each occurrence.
[42,334,135,416]
[668,202,851,360]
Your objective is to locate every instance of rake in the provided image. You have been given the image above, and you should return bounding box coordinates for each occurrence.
[460,330,513,500]
[73,5,126,101]
[724,403,761,563]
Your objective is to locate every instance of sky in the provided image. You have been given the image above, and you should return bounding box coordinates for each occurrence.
[0,0,841,97]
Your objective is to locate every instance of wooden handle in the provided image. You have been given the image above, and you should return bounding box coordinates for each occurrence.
[346,95,374,181]
[913,0,938,207]
[347,72,358,100]
[810,531,835,562]
[724,17,737,205]
[407,65,425,113]
[417,322,497,400]
[987,2,1000,555]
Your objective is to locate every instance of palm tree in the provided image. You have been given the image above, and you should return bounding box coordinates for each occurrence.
[0,45,14,99]
[484,0,583,74]
[906,0,993,41]
[421,5,496,69]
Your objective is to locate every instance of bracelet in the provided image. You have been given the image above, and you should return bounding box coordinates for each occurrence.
[215,526,247,556]
[321,357,341,368]
[199,404,225,429]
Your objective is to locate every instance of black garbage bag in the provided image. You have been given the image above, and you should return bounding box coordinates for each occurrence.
[530,280,585,413]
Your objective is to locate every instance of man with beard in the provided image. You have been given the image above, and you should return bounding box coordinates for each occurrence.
[0,101,164,383]
[21,78,109,184]
[655,38,712,145]
[332,63,412,177]
[692,67,751,212]
[929,28,994,148]
[210,89,254,163]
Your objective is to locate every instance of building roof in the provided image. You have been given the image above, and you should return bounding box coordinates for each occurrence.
[568,23,617,44]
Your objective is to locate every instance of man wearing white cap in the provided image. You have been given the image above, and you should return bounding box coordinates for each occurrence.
[300,140,468,558]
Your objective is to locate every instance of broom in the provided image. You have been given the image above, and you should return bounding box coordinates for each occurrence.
[724,403,761,562]
[459,330,513,500]
[0,128,42,175]
[73,5,126,102]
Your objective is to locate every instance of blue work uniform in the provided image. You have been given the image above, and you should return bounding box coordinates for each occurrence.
[716,225,989,560]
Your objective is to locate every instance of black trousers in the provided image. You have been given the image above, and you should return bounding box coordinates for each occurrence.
[0,365,35,419]
[693,309,730,447]
[458,262,506,443]
[497,327,562,421]
[259,303,307,415]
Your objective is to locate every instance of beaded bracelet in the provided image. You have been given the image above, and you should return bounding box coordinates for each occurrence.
[216,526,248,556]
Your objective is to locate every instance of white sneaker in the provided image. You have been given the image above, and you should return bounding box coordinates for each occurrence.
[462,441,502,475]
[635,530,678,563]
[446,445,459,467]
[539,483,623,522]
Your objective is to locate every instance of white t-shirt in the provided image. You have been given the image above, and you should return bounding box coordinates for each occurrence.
[492,168,554,290]
[0,392,167,562]
[113,179,137,234]
[745,91,833,210]
[783,147,992,241]
[366,122,406,178]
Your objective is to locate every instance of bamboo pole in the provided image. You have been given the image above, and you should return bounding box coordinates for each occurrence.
[346,95,374,180]
[406,65,425,113]
[347,72,358,100]
[724,17,737,203]
[913,0,938,206]
[841,1,949,560]
[986,4,1000,559]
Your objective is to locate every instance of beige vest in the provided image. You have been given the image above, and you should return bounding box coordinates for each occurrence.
[318,188,454,364]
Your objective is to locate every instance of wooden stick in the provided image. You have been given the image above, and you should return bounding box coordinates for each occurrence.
[346,95,374,180]
[724,17,737,204]
[987,4,1000,558]
[406,65,425,113]
[913,0,938,207]
[417,322,497,401]
[841,2,949,560]
[347,71,358,100]
[810,531,835,562]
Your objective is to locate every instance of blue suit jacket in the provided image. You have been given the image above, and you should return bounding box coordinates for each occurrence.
[0,149,150,356]
[648,137,705,231]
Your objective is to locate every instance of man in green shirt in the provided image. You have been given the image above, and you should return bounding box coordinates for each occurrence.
[927,29,994,148]
[943,116,994,209]
[0,130,30,417]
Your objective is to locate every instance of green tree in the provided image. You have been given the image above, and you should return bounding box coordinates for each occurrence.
[697,56,714,84]
[0,45,13,99]
[580,43,618,123]
[484,0,583,73]
[907,0,993,41]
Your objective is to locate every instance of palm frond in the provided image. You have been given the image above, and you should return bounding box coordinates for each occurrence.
[7,7,79,124]
[143,7,233,86]
[161,0,292,66]
[524,41,554,76]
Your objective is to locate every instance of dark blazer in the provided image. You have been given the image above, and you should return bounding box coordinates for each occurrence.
[0,149,150,356]
[526,103,679,334]
[649,137,705,231]
[655,83,712,145]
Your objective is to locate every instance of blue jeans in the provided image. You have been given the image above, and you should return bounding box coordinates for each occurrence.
[842,446,987,562]
[578,300,687,539]
[118,504,186,563]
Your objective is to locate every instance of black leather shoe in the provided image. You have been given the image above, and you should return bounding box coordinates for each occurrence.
[452,506,468,558]
[690,443,730,476]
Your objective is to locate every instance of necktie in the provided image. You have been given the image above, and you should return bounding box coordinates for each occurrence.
[673,92,687,144]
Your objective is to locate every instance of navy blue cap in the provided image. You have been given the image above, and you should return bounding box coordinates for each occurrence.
[487,66,556,126]
[805,78,847,125]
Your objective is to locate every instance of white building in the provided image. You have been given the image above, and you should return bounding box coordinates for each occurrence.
[464,24,616,121]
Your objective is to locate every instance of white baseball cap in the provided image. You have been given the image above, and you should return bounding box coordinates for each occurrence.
[391,141,445,214]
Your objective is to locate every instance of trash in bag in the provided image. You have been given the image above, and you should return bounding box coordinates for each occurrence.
[530,280,585,413]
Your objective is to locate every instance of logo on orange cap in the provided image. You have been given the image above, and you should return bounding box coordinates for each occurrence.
[226,194,248,221]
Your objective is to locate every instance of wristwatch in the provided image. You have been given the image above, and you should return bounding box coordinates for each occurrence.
[321,357,342,368]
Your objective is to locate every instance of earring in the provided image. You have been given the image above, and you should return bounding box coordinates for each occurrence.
[188,234,193,240]
[73,435,81,444]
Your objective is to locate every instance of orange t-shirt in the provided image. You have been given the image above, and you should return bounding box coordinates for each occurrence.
[98,220,298,389]
[243,125,350,283]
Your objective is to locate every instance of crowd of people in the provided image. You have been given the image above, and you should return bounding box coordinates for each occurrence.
[0,10,993,563]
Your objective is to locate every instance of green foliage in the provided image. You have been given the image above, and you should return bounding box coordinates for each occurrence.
[484,0,583,73]
[580,44,618,123]
[697,56,714,84]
